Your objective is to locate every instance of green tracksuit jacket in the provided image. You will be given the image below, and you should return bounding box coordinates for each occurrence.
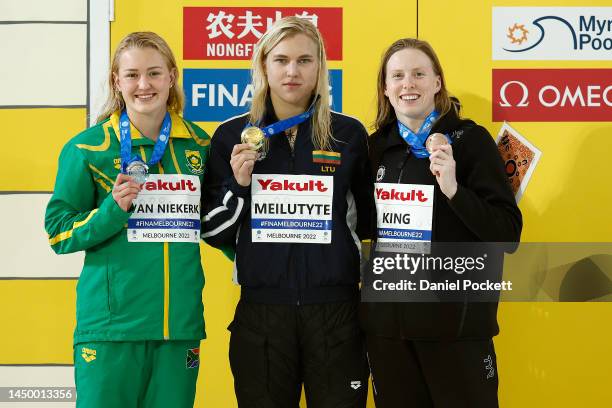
[45,111,210,344]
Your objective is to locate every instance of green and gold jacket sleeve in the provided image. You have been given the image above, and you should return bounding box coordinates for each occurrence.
[45,142,131,254]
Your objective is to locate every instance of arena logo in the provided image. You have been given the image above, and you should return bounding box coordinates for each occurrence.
[183,68,343,122]
[493,7,612,60]
[184,7,342,60]
[492,69,612,122]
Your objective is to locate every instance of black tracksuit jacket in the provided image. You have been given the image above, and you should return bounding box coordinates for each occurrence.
[202,106,373,305]
[359,109,522,339]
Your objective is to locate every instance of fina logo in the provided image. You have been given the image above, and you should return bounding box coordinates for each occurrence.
[183,68,343,121]
[503,16,578,53]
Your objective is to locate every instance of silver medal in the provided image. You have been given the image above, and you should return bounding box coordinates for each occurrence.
[126,161,149,184]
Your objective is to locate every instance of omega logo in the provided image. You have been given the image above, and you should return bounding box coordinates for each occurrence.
[499,81,529,107]
[499,80,612,108]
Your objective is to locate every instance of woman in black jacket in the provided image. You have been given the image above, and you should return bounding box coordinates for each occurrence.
[201,17,372,407]
[360,38,522,408]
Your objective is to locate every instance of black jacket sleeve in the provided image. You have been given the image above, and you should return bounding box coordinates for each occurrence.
[448,125,522,243]
[350,124,375,241]
[200,123,250,248]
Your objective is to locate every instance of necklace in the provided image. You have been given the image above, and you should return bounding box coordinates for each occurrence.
[285,128,297,151]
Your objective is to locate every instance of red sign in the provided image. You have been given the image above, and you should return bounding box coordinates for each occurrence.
[184,7,342,60]
[492,69,612,121]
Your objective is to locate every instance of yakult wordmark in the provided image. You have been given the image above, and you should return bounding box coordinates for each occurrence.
[143,179,198,192]
[376,187,429,202]
[257,178,328,192]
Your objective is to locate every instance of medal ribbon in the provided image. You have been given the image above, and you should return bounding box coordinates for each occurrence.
[120,109,172,173]
[397,110,450,159]
[245,99,316,137]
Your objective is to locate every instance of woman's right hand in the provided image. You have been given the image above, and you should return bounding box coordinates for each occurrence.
[230,143,257,187]
[112,173,142,212]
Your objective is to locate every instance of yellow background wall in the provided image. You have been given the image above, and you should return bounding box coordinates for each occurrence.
[0,0,610,407]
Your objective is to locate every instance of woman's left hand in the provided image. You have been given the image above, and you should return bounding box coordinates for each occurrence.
[429,144,458,199]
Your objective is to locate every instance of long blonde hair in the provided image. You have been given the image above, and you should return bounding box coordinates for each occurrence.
[250,17,333,150]
[96,32,184,123]
[374,38,457,131]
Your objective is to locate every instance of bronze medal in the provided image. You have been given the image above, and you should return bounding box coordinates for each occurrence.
[425,133,449,154]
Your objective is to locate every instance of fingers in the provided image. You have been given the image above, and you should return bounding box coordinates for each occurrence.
[231,143,258,157]
[429,156,452,167]
[115,185,141,198]
[231,144,258,186]
[113,179,142,193]
[112,174,141,211]
[429,154,455,178]
[230,150,258,174]
[429,144,455,174]
[123,192,140,203]
[430,163,442,177]
[240,159,255,175]
[230,151,257,167]
[114,173,143,192]
[428,143,453,158]
[429,148,452,161]
[114,172,133,186]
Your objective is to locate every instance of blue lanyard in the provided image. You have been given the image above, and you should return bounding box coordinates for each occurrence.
[246,100,316,137]
[119,110,172,173]
[397,110,448,159]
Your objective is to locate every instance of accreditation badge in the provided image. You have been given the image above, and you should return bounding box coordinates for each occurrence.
[128,174,201,243]
[375,183,434,253]
[251,174,333,244]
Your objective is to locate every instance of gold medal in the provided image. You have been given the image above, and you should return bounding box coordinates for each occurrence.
[425,133,449,154]
[241,126,265,151]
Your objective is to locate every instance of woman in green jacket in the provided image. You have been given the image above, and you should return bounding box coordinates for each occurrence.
[45,32,210,408]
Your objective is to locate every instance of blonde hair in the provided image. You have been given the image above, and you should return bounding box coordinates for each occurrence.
[96,31,184,123]
[249,17,333,151]
[374,38,458,131]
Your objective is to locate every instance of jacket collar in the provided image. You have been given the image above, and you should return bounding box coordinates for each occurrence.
[260,95,314,150]
[109,110,190,146]
[372,108,464,153]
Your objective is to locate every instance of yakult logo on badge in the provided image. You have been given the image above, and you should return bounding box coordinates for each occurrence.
[143,179,198,192]
[258,178,329,192]
[493,7,612,60]
[493,69,612,122]
[375,187,429,202]
[183,69,343,122]
[184,7,342,60]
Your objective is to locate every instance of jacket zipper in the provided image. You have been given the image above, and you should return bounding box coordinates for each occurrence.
[287,130,300,305]
[397,147,411,182]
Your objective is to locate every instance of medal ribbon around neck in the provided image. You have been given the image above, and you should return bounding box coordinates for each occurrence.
[397,110,450,159]
[119,109,172,173]
[244,98,316,138]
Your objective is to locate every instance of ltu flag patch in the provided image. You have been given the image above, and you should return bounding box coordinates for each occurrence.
[186,348,200,369]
